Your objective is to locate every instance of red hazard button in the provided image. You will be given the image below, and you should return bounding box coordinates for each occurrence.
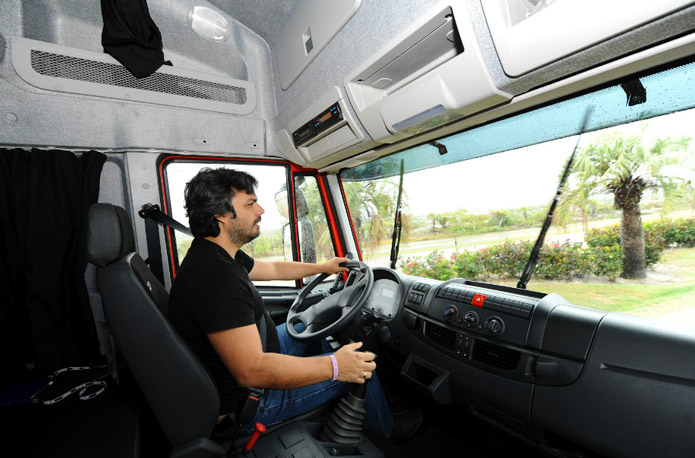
[471,293,487,308]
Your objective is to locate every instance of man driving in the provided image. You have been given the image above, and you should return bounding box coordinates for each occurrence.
[168,167,422,438]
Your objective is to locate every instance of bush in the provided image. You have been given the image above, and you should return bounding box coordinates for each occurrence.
[648,218,695,247]
[536,241,586,280]
[451,251,483,279]
[401,218,695,281]
[586,220,675,267]
[401,240,622,281]
[584,245,622,280]
[585,226,620,248]
[643,225,666,266]
[402,251,456,280]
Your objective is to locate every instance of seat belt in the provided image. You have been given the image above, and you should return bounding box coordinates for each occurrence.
[260,310,268,349]
[139,203,192,236]
[138,203,192,284]
[238,312,268,424]
[215,313,269,448]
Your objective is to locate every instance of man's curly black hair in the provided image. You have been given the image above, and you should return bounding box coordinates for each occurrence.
[184,167,258,238]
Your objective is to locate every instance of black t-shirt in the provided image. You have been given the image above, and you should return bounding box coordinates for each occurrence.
[168,238,280,414]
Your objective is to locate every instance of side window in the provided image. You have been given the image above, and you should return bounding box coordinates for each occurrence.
[164,161,338,287]
[165,161,293,286]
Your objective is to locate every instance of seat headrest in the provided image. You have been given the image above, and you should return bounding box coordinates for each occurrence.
[87,203,135,266]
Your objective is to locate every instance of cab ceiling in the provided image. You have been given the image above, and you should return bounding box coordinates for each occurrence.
[1,1,695,168]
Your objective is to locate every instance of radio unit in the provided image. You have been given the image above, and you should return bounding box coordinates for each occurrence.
[292,102,344,147]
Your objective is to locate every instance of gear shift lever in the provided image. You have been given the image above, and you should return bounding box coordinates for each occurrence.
[320,380,368,443]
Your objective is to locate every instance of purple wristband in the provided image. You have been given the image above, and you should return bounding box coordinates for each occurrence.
[329,354,338,381]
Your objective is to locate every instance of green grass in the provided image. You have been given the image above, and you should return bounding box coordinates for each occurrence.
[497,248,695,315]
[530,282,695,313]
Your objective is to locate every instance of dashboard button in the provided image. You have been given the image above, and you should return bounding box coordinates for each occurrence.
[471,293,487,307]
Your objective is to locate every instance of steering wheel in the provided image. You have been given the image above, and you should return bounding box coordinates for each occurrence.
[286,261,374,342]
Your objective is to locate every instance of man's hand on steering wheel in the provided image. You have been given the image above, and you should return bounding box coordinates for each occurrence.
[321,257,351,275]
[287,260,374,342]
[334,341,376,384]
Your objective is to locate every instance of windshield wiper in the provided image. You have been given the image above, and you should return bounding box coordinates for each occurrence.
[389,160,405,269]
[517,109,593,289]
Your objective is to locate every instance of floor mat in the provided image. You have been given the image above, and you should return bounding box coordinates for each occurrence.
[0,372,139,458]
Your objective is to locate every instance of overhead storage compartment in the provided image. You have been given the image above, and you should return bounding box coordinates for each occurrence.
[482,0,695,77]
[344,4,511,145]
[275,0,361,91]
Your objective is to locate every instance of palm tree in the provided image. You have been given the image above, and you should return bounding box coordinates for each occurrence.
[342,179,404,259]
[427,213,437,233]
[490,209,509,228]
[564,131,690,278]
[555,171,596,235]
[437,212,452,230]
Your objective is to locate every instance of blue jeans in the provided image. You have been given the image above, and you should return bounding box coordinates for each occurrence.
[239,324,393,437]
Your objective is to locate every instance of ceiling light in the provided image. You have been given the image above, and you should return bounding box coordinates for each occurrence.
[187,6,231,42]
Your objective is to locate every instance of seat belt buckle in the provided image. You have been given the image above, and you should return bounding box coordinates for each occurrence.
[239,388,265,424]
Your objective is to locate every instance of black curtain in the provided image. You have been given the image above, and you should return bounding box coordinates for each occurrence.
[0,149,106,386]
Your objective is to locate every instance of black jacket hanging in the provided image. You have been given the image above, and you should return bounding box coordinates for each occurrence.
[101,0,166,78]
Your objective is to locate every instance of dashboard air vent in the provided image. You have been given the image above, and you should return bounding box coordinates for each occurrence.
[471,340,520,371]
[424,322,457,352]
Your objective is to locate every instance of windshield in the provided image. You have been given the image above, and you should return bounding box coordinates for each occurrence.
[341,60,695,325]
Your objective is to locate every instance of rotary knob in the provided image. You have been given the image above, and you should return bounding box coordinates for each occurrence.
[443,305,458,322]
[463,311,479,328]
[486,317,505,335]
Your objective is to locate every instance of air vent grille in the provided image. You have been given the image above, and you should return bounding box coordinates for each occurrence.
[30,50,247,105]
[471,340,520,371]
[424,322,457,352]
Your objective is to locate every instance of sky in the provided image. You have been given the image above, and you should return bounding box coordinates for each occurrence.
[400,108,695,217]
[402,136,577,216]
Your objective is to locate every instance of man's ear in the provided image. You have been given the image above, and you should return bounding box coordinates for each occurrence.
[214,211,235,225]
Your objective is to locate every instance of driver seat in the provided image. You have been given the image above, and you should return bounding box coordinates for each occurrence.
[87,203,224,458]
[87,203,383,458]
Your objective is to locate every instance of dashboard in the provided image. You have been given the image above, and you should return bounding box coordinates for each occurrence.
[361,267,591,386]
[353,267,695,458]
